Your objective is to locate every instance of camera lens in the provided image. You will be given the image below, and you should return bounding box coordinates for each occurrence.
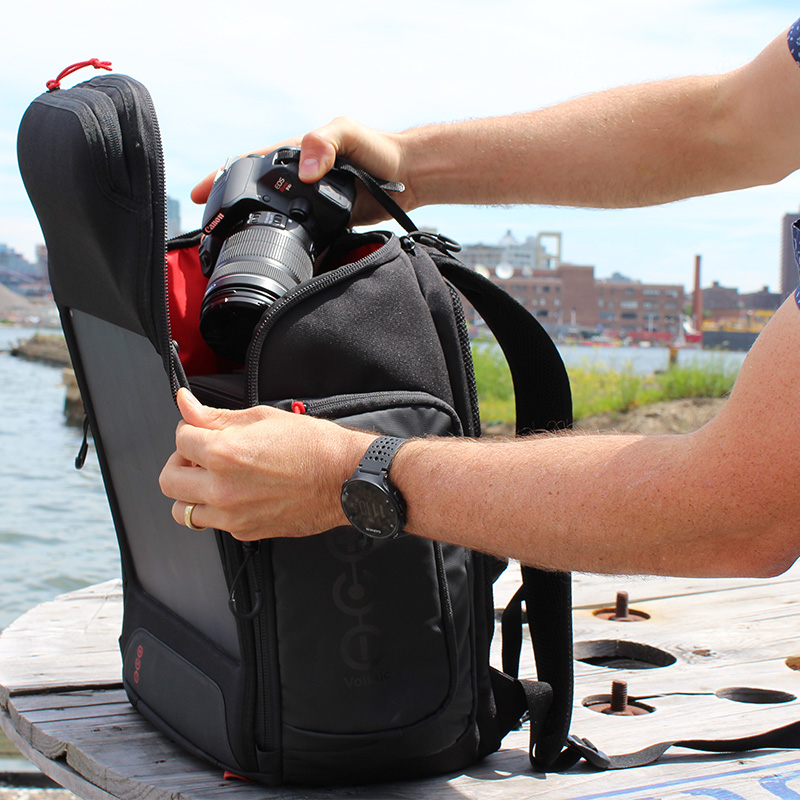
[199,213,314,363]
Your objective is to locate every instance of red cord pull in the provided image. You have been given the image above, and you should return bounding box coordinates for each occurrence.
[46,58,112,91]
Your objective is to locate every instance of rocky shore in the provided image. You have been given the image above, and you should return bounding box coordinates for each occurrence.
[484,396,727,437]
[6,334,82,425]
[573,396,726,435]
[8,334,70,368]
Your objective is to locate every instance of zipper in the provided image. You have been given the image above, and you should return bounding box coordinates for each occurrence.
[245,236,399,406]
[447,282,481,437]
[247,542,280,753]
[80,75,178,396]
[224,539,280,756]
[41,87,128,195]
[291,390,463,435]
[74,414,91,469]
[433,542,461,713]
[138,83,178,396]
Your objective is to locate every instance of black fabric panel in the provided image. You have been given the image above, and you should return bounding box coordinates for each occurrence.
[256,244,455,405]
[17,76,166,352]
[281,722,480,785]
[124,628,239,767]
[121,581,253,772]
[275,531,457,734]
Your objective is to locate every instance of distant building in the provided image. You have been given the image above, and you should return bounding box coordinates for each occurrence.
[0,243,51,296]
[0,243,35,278]
[167,196,182,239]
[702,281,741,312]
[458,230,560,276]
[740,285,784,311]
[596,275,684,340]
[699,281,782,337]
[460,232,684,341]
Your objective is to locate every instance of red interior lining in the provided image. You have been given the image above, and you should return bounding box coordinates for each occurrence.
[167,241,383,376]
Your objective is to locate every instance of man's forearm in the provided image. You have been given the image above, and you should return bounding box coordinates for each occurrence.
[390,423,792,578]
[401,78,744,210]
[401,31,800,211]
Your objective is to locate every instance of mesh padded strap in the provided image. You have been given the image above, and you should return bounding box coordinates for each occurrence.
[436,254,574,768]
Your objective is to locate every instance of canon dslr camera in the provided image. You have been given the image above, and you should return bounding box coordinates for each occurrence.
[198,148,357,363]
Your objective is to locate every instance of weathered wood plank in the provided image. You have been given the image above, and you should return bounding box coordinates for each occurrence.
[0,705,118,800]
[11,690,130,713]
[4,573,800,799]
[7,689,800,800]
[0,580,122,706]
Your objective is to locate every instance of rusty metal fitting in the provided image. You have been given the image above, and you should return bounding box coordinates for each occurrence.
[593,591,650,622]
[584,680,654,716]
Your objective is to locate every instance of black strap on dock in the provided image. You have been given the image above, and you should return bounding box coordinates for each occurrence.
[557,721,800,771]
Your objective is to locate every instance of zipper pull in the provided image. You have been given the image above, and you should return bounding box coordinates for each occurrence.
[228,543,264,619]
[291,400,307,414]
[75,415,91,469]
[400,236,416,255]
[406,231,462,254]
[46,58,112,92]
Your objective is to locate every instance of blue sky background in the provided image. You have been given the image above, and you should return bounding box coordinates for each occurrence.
[2,0,799,292]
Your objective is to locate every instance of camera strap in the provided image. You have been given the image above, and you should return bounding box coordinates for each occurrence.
[335,160,418,235]
[272,147,417,234]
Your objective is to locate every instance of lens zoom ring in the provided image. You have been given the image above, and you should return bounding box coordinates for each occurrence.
[215,226,313,286]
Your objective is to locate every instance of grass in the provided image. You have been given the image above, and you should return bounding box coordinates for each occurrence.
[471,344,741,424]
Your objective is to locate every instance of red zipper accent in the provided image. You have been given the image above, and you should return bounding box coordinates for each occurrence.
[291,400,307,414]
[222,771,252,782]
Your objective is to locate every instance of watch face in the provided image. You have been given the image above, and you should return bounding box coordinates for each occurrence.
[341,479,402,538]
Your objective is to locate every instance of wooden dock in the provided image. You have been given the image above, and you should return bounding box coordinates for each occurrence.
[2,566,800,800]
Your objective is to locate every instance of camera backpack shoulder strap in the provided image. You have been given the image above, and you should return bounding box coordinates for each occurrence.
[430,251,575,769]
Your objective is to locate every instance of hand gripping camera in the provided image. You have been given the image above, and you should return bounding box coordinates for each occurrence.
[198,148,357,363]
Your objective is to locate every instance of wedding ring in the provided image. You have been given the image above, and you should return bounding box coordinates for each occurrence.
[184,502,205,531]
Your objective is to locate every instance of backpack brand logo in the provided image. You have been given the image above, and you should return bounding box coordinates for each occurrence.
[344,670,391,689]
[327,529,386,678]
[133,643,144,684]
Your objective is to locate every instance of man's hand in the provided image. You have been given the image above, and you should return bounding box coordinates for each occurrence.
[159,389,374,541]
[190,118,413,228]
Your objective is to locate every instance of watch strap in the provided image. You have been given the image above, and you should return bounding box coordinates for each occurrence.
[358,436,406,476]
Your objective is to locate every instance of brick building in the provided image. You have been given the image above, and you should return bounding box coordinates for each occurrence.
[596,274,683,340]
[701,280,782,324]
[460,233,685,341]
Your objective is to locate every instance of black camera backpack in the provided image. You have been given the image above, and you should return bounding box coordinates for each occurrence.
[16,68,579,785]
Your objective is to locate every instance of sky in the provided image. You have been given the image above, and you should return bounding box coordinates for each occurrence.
[2,0,799,293]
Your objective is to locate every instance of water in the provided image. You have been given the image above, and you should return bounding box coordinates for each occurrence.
[0,326,118,632]
[0,327,748,632]
[556,343,748,375]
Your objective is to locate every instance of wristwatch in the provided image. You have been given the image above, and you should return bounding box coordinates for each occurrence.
[341,436,407,539]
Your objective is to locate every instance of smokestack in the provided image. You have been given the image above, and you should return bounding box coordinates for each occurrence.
[693,255,703,332]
